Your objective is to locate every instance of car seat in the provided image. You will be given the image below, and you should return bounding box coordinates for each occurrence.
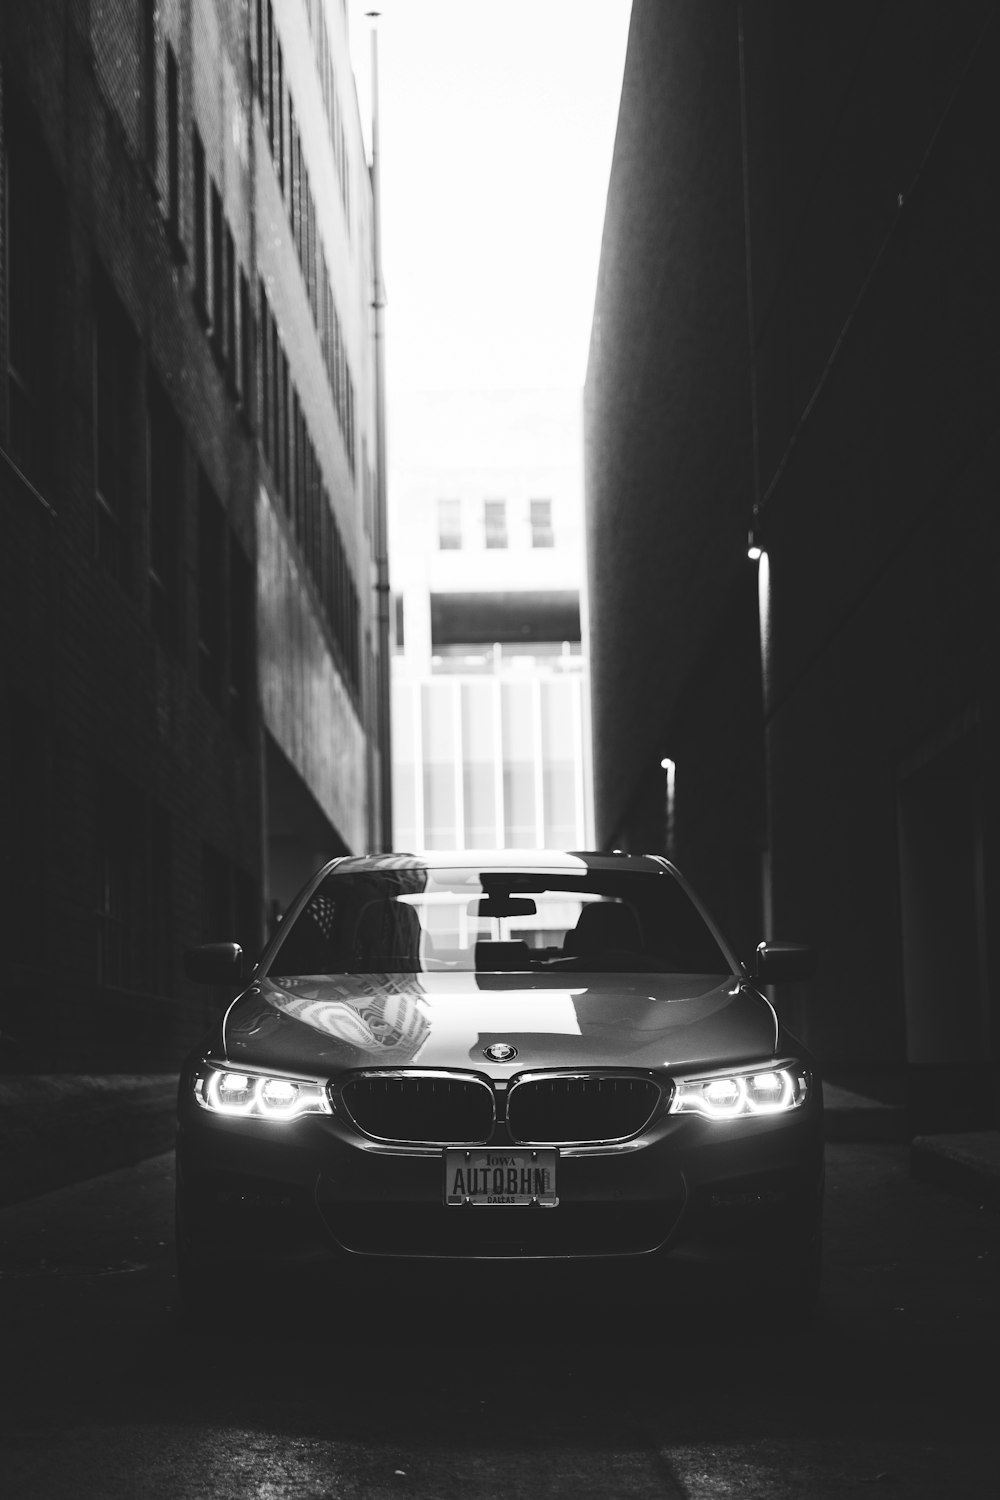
[352,899,423,972]
[562,901,644,959]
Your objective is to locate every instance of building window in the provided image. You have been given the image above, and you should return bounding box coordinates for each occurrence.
[291,388,304,545]
[288,102,299,249]
[266,2,276,156]
[225,227,237,387]
[330,291,342,415]
[530,498,554,548]
[255,0,265,109]
[210,181,224,357]
[147,373,183,651]
[280,348,290,507]
[362,439,372,539]
[421,681,459,848]
[258,281,270,459]
[275,35,286,193]
[229,538,255,736]
[542,679,579,847]
[484,499,508,550]
[305,0,351,230]
[345,367,355,473]
[240,270,254,422]
[94,277,137,583]
[462,680,497,847]
[192,127,208,323]
[438,499,462,551]
[270,315,281,485]
[502,680,535,845]
[313,446,327,608]
[341,126,351,230]
[197,474,226,706]
[141,0,157,174]
[165,44,182,247]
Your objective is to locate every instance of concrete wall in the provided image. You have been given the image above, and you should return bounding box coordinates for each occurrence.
[0,0,384,1069]
[258,487,367,855]
[585,0,755,854]
[585,0,1000,1119]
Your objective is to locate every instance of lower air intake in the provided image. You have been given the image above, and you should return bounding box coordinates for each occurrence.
[321,1202,680,1259]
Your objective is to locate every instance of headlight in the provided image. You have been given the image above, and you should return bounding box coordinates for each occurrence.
[193,1064,332,1121]
[669,1064,810,1120]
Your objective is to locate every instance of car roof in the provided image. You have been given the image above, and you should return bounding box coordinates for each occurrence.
[329,850,668,875]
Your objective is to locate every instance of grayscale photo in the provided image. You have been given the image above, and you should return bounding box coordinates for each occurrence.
[1,2,997,1496]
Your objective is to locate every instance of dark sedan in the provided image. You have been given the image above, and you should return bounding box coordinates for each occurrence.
[176,850,822,1314]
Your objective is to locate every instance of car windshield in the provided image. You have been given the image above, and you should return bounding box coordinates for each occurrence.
[266,865,732,977]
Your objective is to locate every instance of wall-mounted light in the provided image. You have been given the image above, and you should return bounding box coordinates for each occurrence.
[660,758,676,858]
[747,529,763,561]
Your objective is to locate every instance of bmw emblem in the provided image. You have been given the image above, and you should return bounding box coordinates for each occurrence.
[484,1042,517,1062]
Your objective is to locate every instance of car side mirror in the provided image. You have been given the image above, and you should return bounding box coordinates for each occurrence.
[753,940,817,984]
[184,941,246,984]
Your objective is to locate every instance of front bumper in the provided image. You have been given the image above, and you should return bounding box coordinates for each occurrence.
[175,1066,824,1275]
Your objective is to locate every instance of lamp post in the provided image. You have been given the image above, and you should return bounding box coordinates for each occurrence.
[738,2,772,942]
[660,757,676,860]
[748,536,773,940]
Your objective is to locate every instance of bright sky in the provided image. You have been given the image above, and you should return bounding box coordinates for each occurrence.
[349,0,633,396]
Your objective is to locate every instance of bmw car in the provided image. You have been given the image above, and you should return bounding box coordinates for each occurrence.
[176,850,822,1313]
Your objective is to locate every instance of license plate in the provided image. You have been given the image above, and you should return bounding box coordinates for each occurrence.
[444,1147,558,1207]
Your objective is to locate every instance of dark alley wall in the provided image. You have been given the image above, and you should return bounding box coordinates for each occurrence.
[585,0,1000,1119]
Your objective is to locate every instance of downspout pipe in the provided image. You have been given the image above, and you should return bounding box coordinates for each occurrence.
[369,14,392,851]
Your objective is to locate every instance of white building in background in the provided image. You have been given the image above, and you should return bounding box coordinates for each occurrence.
[390,389,593,852]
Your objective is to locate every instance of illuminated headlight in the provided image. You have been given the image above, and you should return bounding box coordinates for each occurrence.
[669,1065,810,1120]
[193,1065,331,1121]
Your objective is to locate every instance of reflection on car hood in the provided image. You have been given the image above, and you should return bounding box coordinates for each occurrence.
[222,971,777,1075]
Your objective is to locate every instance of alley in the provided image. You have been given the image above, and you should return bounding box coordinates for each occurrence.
[2,2,999,1493]
[1,1144,997,1499]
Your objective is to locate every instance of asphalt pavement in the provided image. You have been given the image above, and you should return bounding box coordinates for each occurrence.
[0,1073,177,1205]
[0,1139,997,1499]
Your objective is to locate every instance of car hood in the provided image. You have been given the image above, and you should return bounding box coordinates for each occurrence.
[221,971,777,1077]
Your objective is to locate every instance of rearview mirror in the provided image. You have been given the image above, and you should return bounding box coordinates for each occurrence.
[469,896,537,919]
[752,941,818,985]
[184,941,245,984]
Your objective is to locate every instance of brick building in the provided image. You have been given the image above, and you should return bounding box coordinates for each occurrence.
[585,1,999,1128]
[0,1,389,1070]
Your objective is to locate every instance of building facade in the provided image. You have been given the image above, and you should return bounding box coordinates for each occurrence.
[391,389,592,855]
[0,0,388,1070]
[585,0,999,1128]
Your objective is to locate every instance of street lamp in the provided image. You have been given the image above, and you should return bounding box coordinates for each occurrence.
[748,523,773,939]
[660,757,676,858]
